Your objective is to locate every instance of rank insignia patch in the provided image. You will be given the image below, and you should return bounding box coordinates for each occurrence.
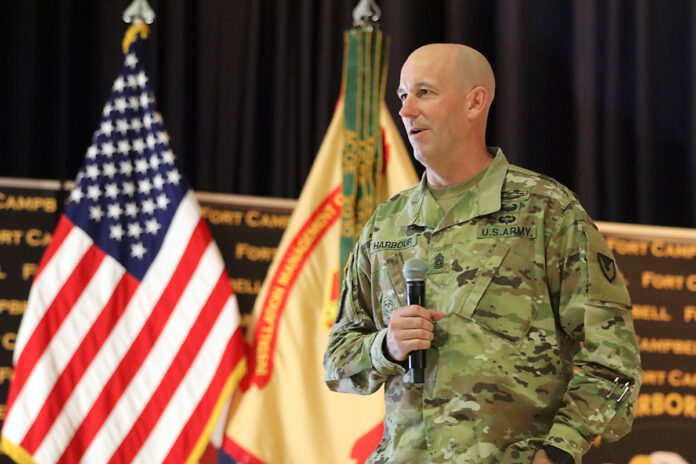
[433,253,445,269]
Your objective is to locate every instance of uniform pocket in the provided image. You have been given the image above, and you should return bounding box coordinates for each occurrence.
[454,242,540,343]
[449,242,510,319]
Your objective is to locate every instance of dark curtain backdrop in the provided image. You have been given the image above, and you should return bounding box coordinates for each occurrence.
[1,0,695,227]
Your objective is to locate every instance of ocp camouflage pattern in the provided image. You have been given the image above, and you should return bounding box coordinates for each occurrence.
[324,149,641,463]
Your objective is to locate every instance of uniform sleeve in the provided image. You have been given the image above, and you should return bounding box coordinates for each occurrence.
[323,235,407,395]
[543,204,642,462]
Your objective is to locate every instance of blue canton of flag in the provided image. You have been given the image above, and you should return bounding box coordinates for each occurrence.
[67,38,184,281]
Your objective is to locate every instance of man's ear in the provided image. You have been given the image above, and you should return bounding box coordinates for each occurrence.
[466,86,489,117]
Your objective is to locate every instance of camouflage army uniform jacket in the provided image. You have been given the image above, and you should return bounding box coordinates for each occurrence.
[324,149,641,464]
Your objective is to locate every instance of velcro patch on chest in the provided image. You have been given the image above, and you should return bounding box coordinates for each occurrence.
[370,235,417,253]
[477,225,536,239]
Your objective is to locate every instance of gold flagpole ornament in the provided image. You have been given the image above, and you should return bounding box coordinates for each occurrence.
[122,0,156,25]
[121,0,154,54]
[352,0,382,30]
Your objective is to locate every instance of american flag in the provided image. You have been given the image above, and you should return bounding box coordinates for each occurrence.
[1,30,245,464]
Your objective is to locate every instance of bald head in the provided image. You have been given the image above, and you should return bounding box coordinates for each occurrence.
[406,43,495,104]
[397,44,496,184]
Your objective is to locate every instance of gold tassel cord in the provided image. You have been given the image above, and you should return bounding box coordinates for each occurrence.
[122,23,150,55]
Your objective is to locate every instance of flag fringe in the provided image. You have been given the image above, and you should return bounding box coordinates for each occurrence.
[185,359,246,464]
[0,435,38,464]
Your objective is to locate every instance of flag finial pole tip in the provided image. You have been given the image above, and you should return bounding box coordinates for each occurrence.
[352,0,381,31]
[123,0,156,25]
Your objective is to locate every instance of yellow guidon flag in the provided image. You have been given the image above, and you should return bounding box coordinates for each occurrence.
[222,28,418,464]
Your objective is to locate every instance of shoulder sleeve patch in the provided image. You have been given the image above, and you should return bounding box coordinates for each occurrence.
[584,225,631,307]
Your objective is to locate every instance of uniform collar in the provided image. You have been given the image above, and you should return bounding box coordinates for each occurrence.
[397,147,508,230]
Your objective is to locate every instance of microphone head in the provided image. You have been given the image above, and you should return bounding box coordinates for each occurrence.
[402,258,429,282]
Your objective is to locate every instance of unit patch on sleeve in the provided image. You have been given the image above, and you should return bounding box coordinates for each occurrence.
[584,225,631,307]
[597,253,616,282]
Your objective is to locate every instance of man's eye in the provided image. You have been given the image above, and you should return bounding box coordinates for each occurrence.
[398,94,407,102]
[418,89,430,96]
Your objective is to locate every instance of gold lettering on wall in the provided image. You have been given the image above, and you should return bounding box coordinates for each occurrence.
[0,230,52,247]
[229,278,263,295]
[0,265,6,280]
[2,332,16,351]
[606,237,650,256]
[635,392,696,418]
[200,207,291,229]
[235,243,276,262]
[244,210,291,229]
[200,207,245,226]
[22,263,38,281]
[650,240,696,259]
[688,274,696,292]
[637,336,696,355]
[0,192,57,213]
[641,370,667,386]
[0,300,27,315]
[641,271,686,291]
[668,370,696,388]
[642,370,696,388]
[0,230,24,246]
[0,367,13,384]
[25,229,52,247]
[632,304,672,322]
[685,306,696,323]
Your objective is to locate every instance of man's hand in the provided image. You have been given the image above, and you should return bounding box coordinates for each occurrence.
[531,449,555,464]
[385,305,444,361]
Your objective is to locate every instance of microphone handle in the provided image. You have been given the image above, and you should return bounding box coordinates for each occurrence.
[406,280,426,384]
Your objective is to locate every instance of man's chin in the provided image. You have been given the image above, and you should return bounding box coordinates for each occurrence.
[412,149,431,166]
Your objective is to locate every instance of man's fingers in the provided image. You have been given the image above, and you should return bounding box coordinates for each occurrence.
[390,316,434,332]
[394,328,434,341]
[403,339,432,351]
[386,334,431,361]
[393,305,432,319]
[386,306,442,361]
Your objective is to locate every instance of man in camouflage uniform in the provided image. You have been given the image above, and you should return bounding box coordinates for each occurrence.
[324,44,641,464]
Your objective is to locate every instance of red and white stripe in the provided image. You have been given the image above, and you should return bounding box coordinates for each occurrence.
[3,191,245,464]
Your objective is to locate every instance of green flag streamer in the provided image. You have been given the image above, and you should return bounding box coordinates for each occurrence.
[341,28,390,279]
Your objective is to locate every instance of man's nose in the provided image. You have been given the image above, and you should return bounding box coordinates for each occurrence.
[399,95,418,119]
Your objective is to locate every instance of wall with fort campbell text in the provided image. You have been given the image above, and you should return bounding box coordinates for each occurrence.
[0,178,694,464]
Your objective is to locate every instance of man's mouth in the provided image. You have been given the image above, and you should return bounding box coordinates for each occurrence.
[410,128,426,136]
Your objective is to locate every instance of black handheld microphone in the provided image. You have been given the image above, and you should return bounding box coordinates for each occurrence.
[402,258,429,384]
